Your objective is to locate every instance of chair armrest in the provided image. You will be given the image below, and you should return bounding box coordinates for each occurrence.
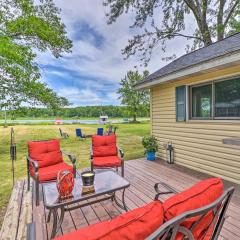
[27,222,36,240]
[117,147,124,159]
[27,156,39,172]
[61,150,76,164]
[90,146,93,160]
[154,181,178,200]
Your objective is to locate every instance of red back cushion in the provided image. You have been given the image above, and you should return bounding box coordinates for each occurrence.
[28,139,63,168]
[92,135,117,157]
[163,178,224,240]
[54,200,164,240]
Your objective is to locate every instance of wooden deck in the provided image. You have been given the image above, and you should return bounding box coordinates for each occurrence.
[1,158,240,240]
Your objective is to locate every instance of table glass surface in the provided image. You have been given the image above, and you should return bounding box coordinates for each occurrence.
[42,170,130,208]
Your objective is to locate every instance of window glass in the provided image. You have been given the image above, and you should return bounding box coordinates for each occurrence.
[192,84,212,118]
[215,79,240,117]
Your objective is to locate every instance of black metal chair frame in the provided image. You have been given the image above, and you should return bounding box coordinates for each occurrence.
[27,149,76,206]
[146,182,235,240]
[27,181,234,240]
[90,146,124,177]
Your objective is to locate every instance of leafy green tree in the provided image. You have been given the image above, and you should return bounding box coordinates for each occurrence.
[118,70,149,122]
[1,105,150,120]
[0,0,72,110]
[103,0,240,65]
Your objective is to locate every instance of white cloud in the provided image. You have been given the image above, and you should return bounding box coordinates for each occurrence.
[36,0,196,105]
[57,86,119,106]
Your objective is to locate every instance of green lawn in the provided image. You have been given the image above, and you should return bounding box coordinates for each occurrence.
[0,122,150,226]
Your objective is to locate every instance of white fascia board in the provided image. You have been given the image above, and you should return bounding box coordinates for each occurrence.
[135,51,240,90]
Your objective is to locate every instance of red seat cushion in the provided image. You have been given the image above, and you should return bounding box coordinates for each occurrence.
[28,139,63,168]
[30,162,73,182]
[92,135,117,157]
[93,156,121,167]
[163,178,224,240]
[54,200,164,240]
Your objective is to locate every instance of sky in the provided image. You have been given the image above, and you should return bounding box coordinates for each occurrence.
[37,0,195,106]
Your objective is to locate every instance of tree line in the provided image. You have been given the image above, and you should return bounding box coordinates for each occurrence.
[1,105,149,120]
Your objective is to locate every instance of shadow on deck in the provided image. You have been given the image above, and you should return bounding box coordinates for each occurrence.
[1,158,240,240]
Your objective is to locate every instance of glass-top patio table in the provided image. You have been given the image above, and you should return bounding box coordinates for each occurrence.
[42,170,130,239]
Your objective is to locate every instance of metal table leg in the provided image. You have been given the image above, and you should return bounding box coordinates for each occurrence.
[50,206,65,239]
[47,209,52,223]
[113,188,128,212]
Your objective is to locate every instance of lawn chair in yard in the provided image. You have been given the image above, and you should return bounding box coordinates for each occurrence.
[90,135,124,177]
[27,139,76,205]
[106,125,117,135]
[106,125,113,135]
[76,128,86,139]
[97,127,104,136]
[59,128,69,138]
[27,178,234,240]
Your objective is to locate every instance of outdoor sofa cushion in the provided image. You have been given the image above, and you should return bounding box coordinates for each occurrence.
[54,200,164,240]
[93,156,121,167]
[30,162,74,182]
[92,135,117,157]
[28,139,63,168]
[163,178,224,240]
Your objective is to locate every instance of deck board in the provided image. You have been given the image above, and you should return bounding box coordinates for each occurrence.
[1,158,240,240]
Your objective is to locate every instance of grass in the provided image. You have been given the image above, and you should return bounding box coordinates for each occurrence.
[0,122,150,226]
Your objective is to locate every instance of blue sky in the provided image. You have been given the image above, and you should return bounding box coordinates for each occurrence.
[37,0,192,106]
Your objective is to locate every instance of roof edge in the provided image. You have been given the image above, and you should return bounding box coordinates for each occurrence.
[135,51,240,90]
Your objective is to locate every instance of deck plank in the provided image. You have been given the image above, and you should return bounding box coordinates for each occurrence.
[0,180,24,240]
[16,180,33,240]
[33,185,48,240]
[1,158,240,240]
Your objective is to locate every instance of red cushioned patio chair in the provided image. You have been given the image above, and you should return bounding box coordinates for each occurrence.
[148,178,234,240]
[27,139,76,206]
[90,135,124,177]
[27,178,234,240]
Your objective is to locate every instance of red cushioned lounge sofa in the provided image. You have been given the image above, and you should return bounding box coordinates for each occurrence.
[27,178,234,240]
[27,139,76,206]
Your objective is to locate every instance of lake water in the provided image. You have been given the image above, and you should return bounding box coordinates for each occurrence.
[0,119,122,124]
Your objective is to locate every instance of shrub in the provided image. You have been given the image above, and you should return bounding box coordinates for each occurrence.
[142,136,159,153]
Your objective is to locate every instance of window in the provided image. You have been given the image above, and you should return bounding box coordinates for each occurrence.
[190,78,240,119]
[192,84,212,118]
[215,79,240,118]
[176,86,186,121]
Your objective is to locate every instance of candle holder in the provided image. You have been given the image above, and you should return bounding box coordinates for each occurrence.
[81,171,95,195]
[56,170,74,199]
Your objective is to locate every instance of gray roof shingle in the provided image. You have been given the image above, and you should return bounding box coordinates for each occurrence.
[138,33,240,85]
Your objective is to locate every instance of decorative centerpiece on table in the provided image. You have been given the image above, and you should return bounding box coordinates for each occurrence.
[81,171,95,195]
[57,170,74,199]
[142,135,159,161]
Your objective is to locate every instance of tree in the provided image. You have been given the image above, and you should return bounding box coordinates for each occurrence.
[118,70,149,122]
[0,0,72,110]
[103,0,240,65]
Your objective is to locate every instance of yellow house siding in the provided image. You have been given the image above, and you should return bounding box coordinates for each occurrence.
[151,65,240,184]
